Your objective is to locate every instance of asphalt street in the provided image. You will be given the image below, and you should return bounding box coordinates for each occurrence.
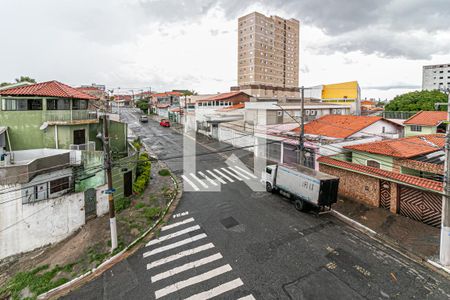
[63,108,450,300]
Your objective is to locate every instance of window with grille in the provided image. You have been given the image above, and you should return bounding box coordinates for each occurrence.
[411,125,422,132]
[367,160,380,168]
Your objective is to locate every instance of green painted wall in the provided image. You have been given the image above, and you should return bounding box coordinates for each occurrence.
[109,120,128,156]
[352,151,394,171]
[404,125,436,137]
[112,152,138,199]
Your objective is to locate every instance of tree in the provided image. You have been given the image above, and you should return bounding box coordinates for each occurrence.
[136,100,148,113]
[15,76,36,83]
[384,90,448,111]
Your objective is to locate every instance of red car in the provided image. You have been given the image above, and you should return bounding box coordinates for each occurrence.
[160,119,170,127]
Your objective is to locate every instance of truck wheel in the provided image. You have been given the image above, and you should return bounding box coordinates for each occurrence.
[294,199,304,211]
[266,183,273,193]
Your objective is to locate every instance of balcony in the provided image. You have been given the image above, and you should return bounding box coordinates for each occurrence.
[0,149,73,185]
[45,110,98,125]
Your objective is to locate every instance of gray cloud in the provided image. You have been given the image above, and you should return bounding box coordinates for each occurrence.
[363,84,421,90]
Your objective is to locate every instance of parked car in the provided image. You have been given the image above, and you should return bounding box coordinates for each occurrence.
[139,115,148,123]
[262,164,339,212]
[160,119,170,127]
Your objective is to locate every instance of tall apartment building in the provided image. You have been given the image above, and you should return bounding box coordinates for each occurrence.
[233,12,300,98]
[422,63,450,91]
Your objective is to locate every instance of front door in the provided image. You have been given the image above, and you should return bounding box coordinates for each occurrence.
[379,180,391,210]
[124,171,133,197]
[73,129,86,145]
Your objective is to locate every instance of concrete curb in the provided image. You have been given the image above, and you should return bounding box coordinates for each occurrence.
[330,209,450,278]
[37,156,183,299]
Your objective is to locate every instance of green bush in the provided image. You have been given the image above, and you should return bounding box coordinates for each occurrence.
[133,153,151,195]
[143,206,162,222]
[115,197,131,212]
[158,169,171,176]
[135,202,145,209]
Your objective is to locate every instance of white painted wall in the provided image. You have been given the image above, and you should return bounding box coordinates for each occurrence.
[350,120,401,139]
[0,183,110,260]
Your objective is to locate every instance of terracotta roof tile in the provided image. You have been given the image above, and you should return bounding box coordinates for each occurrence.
[318,156,443,192]
[344,134,444,158]
[198,91,249,102]
[0,80,97,100]
[403,111,447,126]
[216,103,245,112]
[292,115,389,138]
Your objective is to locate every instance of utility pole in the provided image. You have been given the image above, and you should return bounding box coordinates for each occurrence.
[441,89,450,266]
[299,86,305,166]
[103,114,118,251]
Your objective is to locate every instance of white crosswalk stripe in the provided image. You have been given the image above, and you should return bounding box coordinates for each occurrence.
[143,233,207,258]
[198,171,218,186]
[184,278,244,300]
[151,253,223,282]
[235,166,258,179]
[228,167,250,180]
[146,243,215,270]
[190,173,209,188]
[206,170,227,184]
[146,225,201,246]
[213,168,234,182]
[161,217,195,231]
[221,167,243,181]
[182,175,200,191]
[154,264,232,299]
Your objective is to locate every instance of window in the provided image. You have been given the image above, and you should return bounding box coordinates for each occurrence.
[411,125,422,132]
[2,99,41,111]
[266,167,272,174]
[47,98,70,110]
[72,99,88,110]
[367,160,380,168]
[50,177,70,194]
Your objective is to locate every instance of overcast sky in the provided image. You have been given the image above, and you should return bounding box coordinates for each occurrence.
[1,0,450,99]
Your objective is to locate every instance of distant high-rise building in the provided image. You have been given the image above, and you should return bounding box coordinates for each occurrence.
[422,64,450,91]
[233,12,300,98]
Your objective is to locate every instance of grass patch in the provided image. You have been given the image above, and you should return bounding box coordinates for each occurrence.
[0,264,72,300]
[158,169,171,176]
[134,202,146,209]
[143,207,162,222]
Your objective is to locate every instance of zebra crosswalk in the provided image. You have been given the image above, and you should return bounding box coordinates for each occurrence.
[182,166,259,191]
[143,212,255,299]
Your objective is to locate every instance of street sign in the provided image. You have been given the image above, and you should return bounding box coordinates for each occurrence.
[103,188,116,194]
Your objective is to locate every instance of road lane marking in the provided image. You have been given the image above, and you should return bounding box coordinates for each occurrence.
[213,169,234,182]
[184,278,244,300]
[221,168,243,181]
[146,225,201,246]
[235,166,258,179]
[151,253,223,282]
[147,243,215,270]
[173,211,189,218]
[182,175,200,191]
[206,170,227,184]
[228,167,250,180]
[190,173,209,189]
[143,234,207,258]
[198,171,218,186]
[161,218,195,232]
[154,264,232,299]
[237,295,256,300]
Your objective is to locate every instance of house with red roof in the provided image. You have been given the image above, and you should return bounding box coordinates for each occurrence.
[318,134,444,227]
[403,111,447,137]
[0,80,138,259]
[150,91,182,118]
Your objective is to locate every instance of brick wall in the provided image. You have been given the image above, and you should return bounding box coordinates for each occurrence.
[320,164,380,207]
[396,159,444,175]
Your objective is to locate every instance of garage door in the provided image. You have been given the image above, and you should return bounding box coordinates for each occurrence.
[283,144,298,164]
[399,185,442,227]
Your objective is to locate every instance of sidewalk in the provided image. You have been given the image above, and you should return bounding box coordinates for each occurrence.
[332,197,440,260]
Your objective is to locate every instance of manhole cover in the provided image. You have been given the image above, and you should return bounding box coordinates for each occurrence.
[220,216,239,229]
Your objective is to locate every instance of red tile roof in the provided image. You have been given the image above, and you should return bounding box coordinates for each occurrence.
[292,115,391,138]
[0,80,97,100]
[197,91,249,102]
[216,103,245,112]
[114,95,132,101]
[403,111,447,126]
[152,91,182,98]
[318,156,443,192]
[344,134,444,158]
[157,104,170,109]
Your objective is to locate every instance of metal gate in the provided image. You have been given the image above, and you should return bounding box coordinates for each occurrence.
[283,144,298,164]
[379,180,391,210]
[399,185,441,227]
[84,188,97,220]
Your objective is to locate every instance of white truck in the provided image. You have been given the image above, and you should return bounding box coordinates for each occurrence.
[262,164,339,212]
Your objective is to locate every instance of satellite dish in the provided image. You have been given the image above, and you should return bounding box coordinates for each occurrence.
[39,122,48,130]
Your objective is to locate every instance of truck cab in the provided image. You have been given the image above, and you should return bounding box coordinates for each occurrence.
[262,164,277,192]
